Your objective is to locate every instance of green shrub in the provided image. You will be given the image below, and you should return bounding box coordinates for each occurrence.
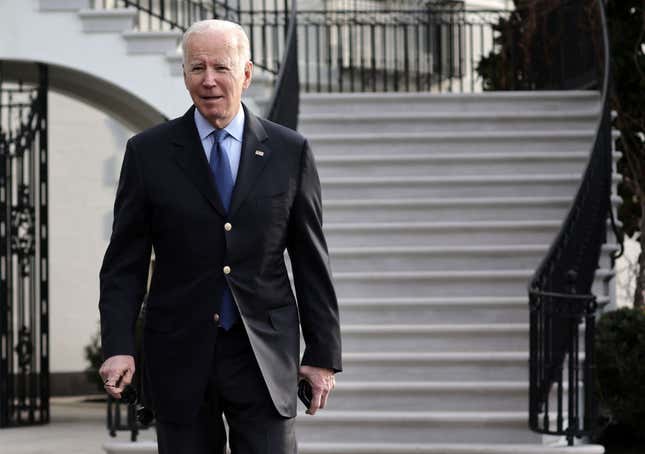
[595,307,645,438]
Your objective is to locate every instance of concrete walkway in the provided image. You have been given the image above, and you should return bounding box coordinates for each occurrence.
[0,396,157,454]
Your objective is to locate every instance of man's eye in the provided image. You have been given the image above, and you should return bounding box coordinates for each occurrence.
[191,67,204,72]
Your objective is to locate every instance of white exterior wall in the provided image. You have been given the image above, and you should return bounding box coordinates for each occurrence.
[48,91,131,373]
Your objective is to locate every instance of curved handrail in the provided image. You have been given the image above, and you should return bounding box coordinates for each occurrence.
[529,0,611,290]
[116,0,284,76]
[111,0,299,129]
[265,2,299,129]
[527,0,611,444]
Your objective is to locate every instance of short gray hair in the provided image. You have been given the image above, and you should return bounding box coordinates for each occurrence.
[182,19,251,68]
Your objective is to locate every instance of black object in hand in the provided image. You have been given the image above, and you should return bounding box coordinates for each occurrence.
[297,379,312,409]
[119,385,155,427]
[120,385,137,404]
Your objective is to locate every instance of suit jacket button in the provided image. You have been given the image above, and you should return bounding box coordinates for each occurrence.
[223,266,231,275]
[213,313,220,323]
[224,222,232,231]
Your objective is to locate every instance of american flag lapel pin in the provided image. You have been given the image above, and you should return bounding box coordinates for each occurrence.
[255,150,265,157]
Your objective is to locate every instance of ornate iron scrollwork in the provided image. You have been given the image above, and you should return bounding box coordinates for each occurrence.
[11,185,36,277]
[15,326,33,371]
[0,63,50,428]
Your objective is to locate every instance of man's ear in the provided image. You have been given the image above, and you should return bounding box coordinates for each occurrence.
[243,61,254,90]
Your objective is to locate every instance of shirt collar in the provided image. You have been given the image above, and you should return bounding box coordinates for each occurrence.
[194,105,245,143]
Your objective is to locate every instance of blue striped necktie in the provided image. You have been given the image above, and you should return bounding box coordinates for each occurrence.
[209,129,238,330]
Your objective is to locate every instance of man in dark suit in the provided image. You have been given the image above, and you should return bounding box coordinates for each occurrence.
[98,19,342,454]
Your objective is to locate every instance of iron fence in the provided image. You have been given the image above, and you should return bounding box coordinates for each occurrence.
[0,64,50,428]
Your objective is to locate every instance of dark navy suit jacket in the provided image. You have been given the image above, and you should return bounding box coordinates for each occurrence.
[99,105,342,423]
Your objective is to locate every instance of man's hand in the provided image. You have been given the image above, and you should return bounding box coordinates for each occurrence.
[298,365,335,415]
[99,355,135,399]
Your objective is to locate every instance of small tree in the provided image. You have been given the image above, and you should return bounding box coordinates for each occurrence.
[477,0,645,308]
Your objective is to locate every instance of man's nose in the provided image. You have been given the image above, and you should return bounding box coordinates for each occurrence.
[202,68,217,87]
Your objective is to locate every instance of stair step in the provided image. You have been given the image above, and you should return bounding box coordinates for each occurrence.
[39,0,89,11]
[102,441,604,454]
[321,174,586,199]
[331,381,530,411]
[323,196,573,223]
[308,130,595,155]
[316,152,619,178]
[78,8,137,33]
[122,30,181,55]
[339,296,528,324]
[321,244,616,273]
[298,442,605,454]
[300,91,602,115]
[342,352,530,381]
[294,411,540,444]
[341,323,530,353]
[323,220,562,247]
[337,296,610,325]
[331,269,614,298]
[299,110,598,135]
[324,195,622,223]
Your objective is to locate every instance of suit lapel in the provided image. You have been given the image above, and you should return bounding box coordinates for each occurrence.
[170,106,227,217]
[228,106,272,217]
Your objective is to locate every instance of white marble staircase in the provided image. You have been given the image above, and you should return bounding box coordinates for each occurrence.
[290,91,612,454]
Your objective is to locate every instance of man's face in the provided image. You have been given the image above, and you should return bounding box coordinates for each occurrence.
[183,29,253,129]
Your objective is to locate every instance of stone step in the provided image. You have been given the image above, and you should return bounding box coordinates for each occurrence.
[78,8,137,33]
[337,296,610,325]
[308,130,595,156]
[294,410,541,444]
[340,324,531,353]
[331,269,614,298]
[103,441,605,454]
[330,381,540,412]
[321,174,584,199]
[102,441,605,454]
[323,196,574,223]
[341,352,530,382]
[320,244,617,273]
[339,297,528,325]
[299,110,598,135]
[39,0,90,11]
[122,30,181,55]
[322,219,621,248]
[297,442,605,454]
[323,220,562,247]
[315,151,619,178]
[300,91,601,115]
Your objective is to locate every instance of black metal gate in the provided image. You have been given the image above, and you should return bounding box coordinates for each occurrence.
[0,63,50,427]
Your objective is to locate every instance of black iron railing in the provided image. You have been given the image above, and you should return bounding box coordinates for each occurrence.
[91,0,298,126]
[0,64,50,428]
[296,5,507,93]
[91,1,290,81]
[528,0,612,445]
[266,2,298,130]
[90,1,516,94]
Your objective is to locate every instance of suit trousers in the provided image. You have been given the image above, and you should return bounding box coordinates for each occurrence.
[155,322,298,454]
